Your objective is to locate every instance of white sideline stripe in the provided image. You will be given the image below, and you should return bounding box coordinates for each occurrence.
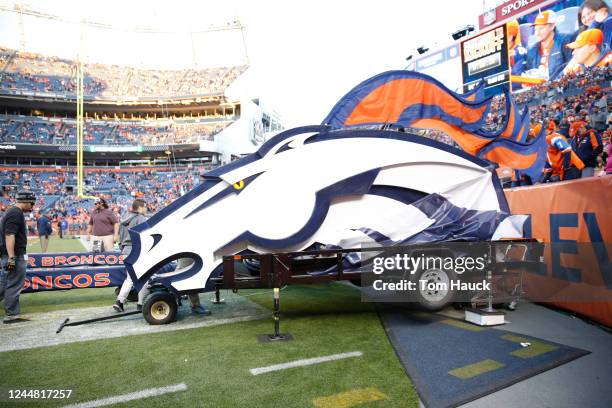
[250,351,363,375]
[61,383,187,408]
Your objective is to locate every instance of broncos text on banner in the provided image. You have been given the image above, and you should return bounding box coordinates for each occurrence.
[27,251,124,269]
[322,71,546,181]
[23,266,127,293]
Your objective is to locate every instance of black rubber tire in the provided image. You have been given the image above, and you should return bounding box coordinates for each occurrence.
[143,291,178,325]
[413,260,457,311]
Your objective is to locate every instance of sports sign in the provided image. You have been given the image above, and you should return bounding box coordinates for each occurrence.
[478,0,553,29]
[461,24,510,96]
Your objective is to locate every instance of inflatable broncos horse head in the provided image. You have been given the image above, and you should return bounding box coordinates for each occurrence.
[124,125,513,293]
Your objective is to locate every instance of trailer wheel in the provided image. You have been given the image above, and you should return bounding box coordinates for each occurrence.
[414,261,457,311]
[143,291,177,325]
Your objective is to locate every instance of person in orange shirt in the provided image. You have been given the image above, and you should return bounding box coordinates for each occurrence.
[541,121,585,182]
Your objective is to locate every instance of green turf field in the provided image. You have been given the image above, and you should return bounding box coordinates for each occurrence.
[3,238,418,406]
[16,287,117,314]
[0,284,418,407]
[27,236,86,254]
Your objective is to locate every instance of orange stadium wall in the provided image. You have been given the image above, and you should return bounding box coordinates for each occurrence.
[504,176,612,327]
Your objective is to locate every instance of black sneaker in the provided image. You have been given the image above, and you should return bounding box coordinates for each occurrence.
[3,317,30,324]
[136,304,143,312]
[113,300,124,312]
[191,305,211,316]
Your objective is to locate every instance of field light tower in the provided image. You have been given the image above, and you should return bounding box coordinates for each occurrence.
[75,18,96,199]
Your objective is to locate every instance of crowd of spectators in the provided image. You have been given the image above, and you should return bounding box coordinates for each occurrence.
[0,116,232,145]
[511,65,610,184]
[415,64,611,184]
[513,64,610,108]
[0,46,247,98]
[0,166,211,237]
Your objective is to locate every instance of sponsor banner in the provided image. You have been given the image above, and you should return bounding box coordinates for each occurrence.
[505,176,612,327]
[461,24,510,96]
[88,145,140,153]
[479,0,553,29]
[23,266,126,293]
[27,252,124,269]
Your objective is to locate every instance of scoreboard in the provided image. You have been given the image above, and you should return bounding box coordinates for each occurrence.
[461,24,510,97]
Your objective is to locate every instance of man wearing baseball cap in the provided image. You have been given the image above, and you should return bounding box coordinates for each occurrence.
[569,120,603,177]
[541,121,585,182]
[526,10,575,80]
[563,28,611,75]
[0,190,36,324]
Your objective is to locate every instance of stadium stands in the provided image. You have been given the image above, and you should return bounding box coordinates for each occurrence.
[476,65,610,139]
[0,166,211,235]
[0,115,233,145]
[0,46,248,98]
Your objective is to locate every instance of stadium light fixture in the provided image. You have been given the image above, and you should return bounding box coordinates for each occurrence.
[452,25,476,41]
[452,29,466,40]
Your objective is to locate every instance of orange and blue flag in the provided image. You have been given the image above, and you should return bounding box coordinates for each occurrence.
[323,71,546,181]
[323,71,493,132]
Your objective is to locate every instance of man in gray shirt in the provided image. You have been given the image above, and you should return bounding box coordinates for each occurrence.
[590,106,607,132]
[113,199,148,312]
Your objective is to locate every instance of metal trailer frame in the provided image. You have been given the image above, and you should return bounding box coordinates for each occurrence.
[56,239,542,334]
[215,240,543,340]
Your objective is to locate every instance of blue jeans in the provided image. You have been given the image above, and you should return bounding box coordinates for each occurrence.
[0,255,27,317]
[581,167,595,178]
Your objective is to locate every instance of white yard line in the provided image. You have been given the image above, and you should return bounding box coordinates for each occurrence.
[76,235,91,251]
[61,383,187,408]
[250,351,363,375]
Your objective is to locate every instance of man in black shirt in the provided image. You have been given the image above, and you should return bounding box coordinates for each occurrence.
[0,190,36,323]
